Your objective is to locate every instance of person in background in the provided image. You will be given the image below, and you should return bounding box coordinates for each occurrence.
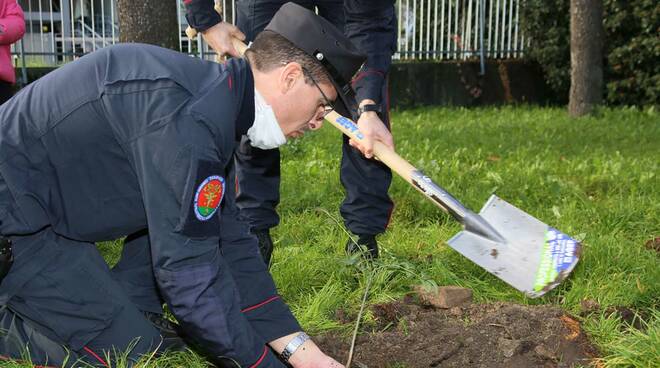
[0,0,24,105]
[184,0,397,264]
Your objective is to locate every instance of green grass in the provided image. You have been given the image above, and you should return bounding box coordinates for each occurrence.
[2,106,658,367]
[275,105,660,367]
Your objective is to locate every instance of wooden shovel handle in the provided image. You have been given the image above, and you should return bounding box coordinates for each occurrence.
[323,111,418,185]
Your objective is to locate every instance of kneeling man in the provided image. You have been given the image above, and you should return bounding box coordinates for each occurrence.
[0,3,362,367]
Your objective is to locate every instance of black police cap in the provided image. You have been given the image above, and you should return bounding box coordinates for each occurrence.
[265,2,366,118]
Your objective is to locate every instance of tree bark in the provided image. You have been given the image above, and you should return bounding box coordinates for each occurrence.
[117,0,179,50]
[568,0,604,117]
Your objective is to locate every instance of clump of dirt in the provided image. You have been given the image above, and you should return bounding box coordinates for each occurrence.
[580,298,601,315]
[579,299,648,332]
[604,306,649,332]
[316,300,599,368]
[644,237,660,253]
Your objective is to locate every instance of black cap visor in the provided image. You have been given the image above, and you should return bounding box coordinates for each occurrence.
[308,48,357,119]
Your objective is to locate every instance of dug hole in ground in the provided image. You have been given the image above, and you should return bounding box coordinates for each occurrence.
[316,286,599,368]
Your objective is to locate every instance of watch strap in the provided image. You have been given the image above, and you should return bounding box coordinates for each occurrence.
[279,332,310,362]
[357,103,382,116]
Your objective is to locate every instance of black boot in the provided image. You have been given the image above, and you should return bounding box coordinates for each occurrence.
[346,234,379,259]
[143,311,187,352]
[253,229,274,267]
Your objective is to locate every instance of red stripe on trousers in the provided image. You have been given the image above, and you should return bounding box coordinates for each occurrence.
[249,346,268,367]
[83,346,110,368]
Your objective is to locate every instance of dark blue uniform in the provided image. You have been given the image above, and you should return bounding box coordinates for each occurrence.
[185,0,397,237]
[0,44,297,367]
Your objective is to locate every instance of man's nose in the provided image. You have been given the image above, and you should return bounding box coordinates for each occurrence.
[308,118,324,131]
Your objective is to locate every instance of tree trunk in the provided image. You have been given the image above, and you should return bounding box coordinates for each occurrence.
[117,0,179,50]
[568,0,604,117]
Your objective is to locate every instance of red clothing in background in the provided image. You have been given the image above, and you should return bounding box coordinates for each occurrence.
[0,0,25,84]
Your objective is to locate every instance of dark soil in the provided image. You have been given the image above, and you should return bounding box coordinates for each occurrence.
[316,299,599,368]
[644,237,660,253]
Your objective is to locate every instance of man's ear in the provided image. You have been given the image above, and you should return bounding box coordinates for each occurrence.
[280,62,304,94]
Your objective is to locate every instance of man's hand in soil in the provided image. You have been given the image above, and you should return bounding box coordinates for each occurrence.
[270,333,344,368]
[200,22,245,58]
[349,99,394,159]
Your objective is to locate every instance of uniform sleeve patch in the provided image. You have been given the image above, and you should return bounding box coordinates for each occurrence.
[180,159,225,237]
[194,175,225,221]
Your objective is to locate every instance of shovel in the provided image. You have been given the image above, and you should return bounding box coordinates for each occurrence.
[223,38,581,297]
[326,111,581,297]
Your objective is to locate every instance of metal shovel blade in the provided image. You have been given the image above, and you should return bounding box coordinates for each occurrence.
[447,195,581,298]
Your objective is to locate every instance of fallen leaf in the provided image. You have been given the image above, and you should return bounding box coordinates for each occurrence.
[560,315,581,340]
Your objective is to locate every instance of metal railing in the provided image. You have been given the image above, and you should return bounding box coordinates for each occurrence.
[12,0,525,70]
[16,0,118,64]
[396,0,525,60]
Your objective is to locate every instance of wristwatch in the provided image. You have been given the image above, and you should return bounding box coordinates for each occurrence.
[279,332,310,363]
[357,103,381,117]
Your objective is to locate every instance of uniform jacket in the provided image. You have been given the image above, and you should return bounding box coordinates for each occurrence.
[0,43,297,366]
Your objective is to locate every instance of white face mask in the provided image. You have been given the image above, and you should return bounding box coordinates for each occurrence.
[246,89,287,150]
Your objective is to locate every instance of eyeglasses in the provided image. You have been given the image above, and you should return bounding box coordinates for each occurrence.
[302,67,335,118]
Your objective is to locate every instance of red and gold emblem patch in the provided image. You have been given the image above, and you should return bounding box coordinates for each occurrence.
[194,175,225,221]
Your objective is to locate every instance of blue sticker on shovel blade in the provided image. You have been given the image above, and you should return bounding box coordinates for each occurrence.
[533,227,579,292]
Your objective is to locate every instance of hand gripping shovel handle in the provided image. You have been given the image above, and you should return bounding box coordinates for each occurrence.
[231,38,249,55]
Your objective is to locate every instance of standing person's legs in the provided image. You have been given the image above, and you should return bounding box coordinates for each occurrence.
[341,77,394,257]
[316,0,345,31]
[236,0,322,42]
[234,0,291,266]
[234,139,281,265]
[236,0,286,42]
[315,0,394,259]
[0,229,169,367]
